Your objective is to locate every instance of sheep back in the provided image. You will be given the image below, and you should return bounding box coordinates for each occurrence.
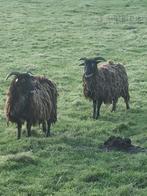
[83,62,129,104]
[28,77,57,125]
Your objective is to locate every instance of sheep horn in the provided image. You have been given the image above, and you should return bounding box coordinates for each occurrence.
[79,57,87,66]
[79,57,87,61]
[26,71,33,76]
[79,63,85,66]
[94,57,106,62]
[6,72,21,80]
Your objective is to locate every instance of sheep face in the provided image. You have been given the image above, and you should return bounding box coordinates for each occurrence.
[80,57,106,78]
[81,59,97,97]
[7,73,35,118]
[83,59,97,78]
[13,74,34,95]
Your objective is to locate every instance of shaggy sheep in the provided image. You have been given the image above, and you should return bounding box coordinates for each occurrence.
[5,72,57,139]
[80,57,130,119]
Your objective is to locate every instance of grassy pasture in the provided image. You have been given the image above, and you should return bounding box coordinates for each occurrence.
[0,0,147,195]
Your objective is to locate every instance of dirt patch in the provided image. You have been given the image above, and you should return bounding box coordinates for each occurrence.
[101,136,147,153]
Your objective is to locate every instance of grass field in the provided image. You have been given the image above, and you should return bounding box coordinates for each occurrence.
[0,0,147,195]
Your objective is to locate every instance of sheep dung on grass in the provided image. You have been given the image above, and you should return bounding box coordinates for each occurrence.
[5,72,57,139]
[80,57,130,119]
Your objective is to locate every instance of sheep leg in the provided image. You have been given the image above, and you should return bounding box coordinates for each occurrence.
[42,122,47,133]
[27,122,32,137]
[17,122,22,139]
[111,99,117,112]
[122,94,130,110]
[46,120,51,137]
[96,100,102,119]
[124,98,130,110]
[93,100,97,119]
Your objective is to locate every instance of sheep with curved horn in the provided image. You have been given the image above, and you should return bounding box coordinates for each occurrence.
[80,57,130,119]
[6,72,21,80]
[5,72,57,139]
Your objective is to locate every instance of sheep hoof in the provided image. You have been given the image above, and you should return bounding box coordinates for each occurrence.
[127,106,130,110]
[92,114,99,119]
[93,115,99,120]
[27,133,31,137]
[46,132,51,137]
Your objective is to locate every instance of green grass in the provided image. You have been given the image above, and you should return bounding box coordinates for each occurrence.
[0,0,147,195]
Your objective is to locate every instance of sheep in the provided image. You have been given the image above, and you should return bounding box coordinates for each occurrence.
[79,57,130,119]
[5,72,57,139]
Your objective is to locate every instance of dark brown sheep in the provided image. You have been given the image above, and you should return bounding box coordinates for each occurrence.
[5,72,57,139]
[80,57,130,119]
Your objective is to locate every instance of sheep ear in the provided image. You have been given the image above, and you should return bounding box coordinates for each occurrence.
[79,57,87,61]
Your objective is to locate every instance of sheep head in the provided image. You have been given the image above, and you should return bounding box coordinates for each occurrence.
[6,72,35,117]
[79,57,106,78]
[79,57,106,96]
[6,72,34,94]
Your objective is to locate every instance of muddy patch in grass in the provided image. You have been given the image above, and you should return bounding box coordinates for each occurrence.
[100,136,147,153]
